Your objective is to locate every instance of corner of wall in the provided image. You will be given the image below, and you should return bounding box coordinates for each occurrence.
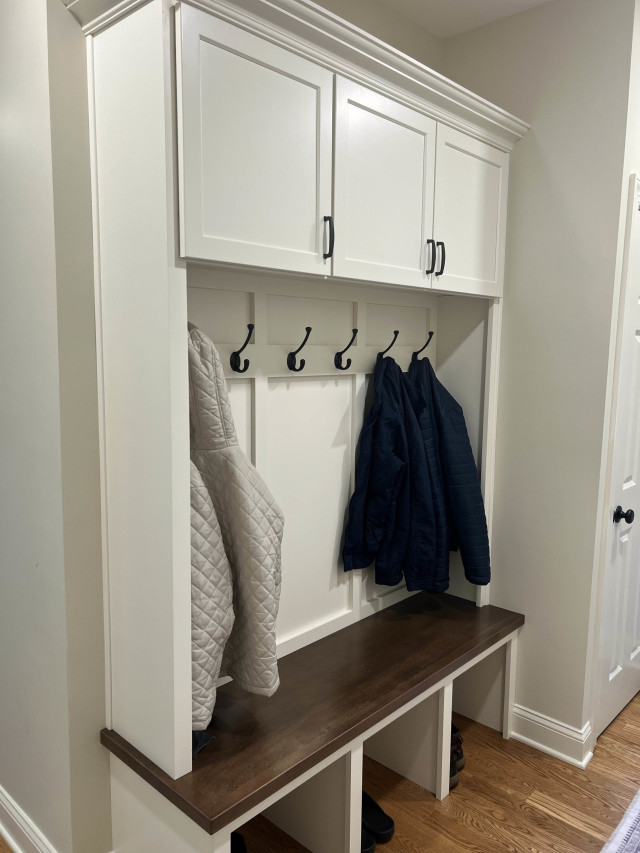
[47,0,112,850]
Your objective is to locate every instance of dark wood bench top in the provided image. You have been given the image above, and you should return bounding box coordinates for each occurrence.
[101,592,523,834]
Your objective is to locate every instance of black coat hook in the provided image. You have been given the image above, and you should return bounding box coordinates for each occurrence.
[377,330,399,361]
[287,326,312,372]
[334,329,358,370]
[230,324,254,373]
[411,331,434,362]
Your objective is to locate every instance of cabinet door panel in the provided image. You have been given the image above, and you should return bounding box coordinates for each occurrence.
[433,125,508,297]
[333,78,436,287]
[177,5,333,274]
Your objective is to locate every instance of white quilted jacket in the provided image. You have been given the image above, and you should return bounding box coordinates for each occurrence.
[189,324,283,730]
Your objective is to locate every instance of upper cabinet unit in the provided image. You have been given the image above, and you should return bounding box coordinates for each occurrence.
[177,5,333,274]
[176,2,522,298]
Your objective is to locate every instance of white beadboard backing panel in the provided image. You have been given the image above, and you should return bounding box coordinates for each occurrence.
[227,380,253,460]
[436,295,489,470]
[186,266,492,645]
[186,287,252,343]
[267,294,354,346]
[446,552,479,602]
[436,294,491,604]
[366,302,433,347]
[266,377,353,643]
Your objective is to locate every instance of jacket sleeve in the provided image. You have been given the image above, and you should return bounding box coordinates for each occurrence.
[364,439,405,555]
[343,401,405,571]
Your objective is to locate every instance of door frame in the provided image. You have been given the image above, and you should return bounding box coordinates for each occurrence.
[588,174,640,744]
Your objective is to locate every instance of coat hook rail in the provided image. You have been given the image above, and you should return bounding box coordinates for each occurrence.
[287,326,312,372]
[411,330,434,362]
[230,324,255,373]
[334,329,358,370]
[377,330,399,361]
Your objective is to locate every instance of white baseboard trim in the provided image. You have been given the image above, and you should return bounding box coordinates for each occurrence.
[511,704,593,769]
[0,784,59,853]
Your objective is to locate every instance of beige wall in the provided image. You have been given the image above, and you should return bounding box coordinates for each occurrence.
[312,0,444,69]
[0,0,74,849]
[0,1,110,851]
[586,0,640,733]
[444,0,637,733]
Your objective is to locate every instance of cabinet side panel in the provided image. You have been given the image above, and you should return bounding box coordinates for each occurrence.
[93,0,191,777]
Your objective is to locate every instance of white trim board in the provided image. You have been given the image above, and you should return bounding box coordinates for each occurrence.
[0,784,59,853]
[0,790,115,853]
[511,704,593,769]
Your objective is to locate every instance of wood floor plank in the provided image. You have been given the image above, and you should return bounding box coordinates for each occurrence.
[240,693,640,853]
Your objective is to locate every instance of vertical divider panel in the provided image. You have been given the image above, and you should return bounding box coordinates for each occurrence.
[87,33,112,730]
[264,752,356,853]
[364,692,439,795]
[478,297,503,607]
[92,0,191,777]
[503,633,518,739]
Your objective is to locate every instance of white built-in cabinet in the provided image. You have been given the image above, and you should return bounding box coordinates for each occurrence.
[177,3,510,297]
[81,0,528,846]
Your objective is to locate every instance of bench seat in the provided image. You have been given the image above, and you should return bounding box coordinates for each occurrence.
[101,592,524,839]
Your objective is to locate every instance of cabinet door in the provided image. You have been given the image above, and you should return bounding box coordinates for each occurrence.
[333,78,436,287]
[177,5,333,274]
[432,125,509,297]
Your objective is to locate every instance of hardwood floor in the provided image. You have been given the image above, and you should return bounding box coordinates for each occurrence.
[0,835,11,853]
[241,695,640,852]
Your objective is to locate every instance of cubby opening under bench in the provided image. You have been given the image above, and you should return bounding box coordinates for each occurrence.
[101,593,523,853]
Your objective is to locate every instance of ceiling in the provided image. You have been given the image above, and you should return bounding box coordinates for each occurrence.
[380,0,554,39]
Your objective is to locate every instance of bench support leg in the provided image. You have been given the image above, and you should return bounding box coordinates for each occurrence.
[436,682,452,801]
[211,835,231,853]
[503,632,518,739]
[346,745,363,853]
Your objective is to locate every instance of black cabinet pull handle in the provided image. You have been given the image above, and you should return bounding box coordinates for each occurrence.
[435,241,446,276]
[323,216,335,259]
[425,238,436,275]
[614,506,635,524]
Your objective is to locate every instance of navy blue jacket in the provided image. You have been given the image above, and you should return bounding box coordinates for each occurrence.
[407,357,490,586]
[343,357,438,590]
[343,356,490,591]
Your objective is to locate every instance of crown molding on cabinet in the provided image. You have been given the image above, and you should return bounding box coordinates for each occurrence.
[65,0,529,150]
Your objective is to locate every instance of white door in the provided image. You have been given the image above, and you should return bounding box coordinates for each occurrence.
[432,125,508,298]
[333,77,436,287]
[177,5,333,274]
[596,176,640,736]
